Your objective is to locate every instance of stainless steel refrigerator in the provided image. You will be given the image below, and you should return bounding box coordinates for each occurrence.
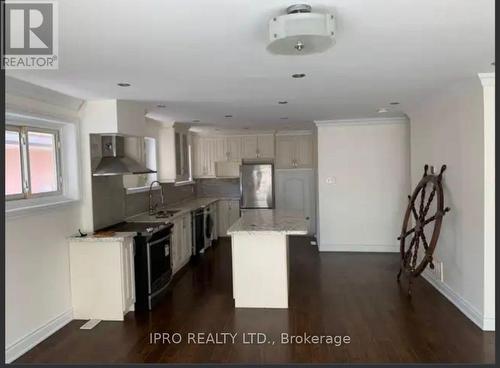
[240,161,274,209]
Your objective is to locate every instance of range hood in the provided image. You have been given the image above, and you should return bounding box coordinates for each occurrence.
[92,135,156,176]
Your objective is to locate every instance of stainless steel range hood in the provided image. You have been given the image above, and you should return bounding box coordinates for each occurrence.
[92,135,156,176]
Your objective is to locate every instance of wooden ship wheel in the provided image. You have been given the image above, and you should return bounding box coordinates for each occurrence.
[397,164,450,295]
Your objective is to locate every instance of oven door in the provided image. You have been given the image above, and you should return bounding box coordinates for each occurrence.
[147,229,172,295]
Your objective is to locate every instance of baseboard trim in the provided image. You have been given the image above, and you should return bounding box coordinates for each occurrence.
[5,309,73,363]
[421,272,494,331]
[482,317,496,331]
[319,244,399,253]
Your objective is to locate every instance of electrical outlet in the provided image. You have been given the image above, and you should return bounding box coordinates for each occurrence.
[430,260,444,282]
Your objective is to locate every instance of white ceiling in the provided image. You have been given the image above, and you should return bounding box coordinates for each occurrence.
[7,0,495,129]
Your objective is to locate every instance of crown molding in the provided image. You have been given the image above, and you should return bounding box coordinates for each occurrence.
[275,129,313,136]
[314,116,409,127]
[478,73,495,87]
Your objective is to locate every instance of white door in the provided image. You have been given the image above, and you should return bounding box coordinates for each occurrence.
[241,136,258,159]
[276,169,315,234]
[257,135,274,158]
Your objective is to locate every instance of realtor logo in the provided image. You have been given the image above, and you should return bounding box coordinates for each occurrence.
[1,1,58,69]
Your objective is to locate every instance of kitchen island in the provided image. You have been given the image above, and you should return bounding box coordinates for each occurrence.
[227,209,308,309]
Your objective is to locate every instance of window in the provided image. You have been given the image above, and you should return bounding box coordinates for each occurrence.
[5,125,62,200]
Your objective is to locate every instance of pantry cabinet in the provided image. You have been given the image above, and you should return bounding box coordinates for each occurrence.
[275,132,313,169]
[276,169,316,234]
[217,199,241,236]
[171,212,192,273]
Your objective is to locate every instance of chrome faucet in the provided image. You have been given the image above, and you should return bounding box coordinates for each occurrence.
[148,180,165,215]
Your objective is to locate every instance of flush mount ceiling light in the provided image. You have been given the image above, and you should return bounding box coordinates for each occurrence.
[224,115,233,118]
[267,4,336,55]
[278,101,288,104]
[117,82,131,87]
[157,104,166,108]
[389,102,400,105]
[292,73,306,78]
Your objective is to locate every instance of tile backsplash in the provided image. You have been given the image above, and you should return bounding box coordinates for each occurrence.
[94,177,240,228]
[124,183,196,217]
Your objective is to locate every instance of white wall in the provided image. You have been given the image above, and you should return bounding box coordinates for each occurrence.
[407,76,488,329]
[315,118,410,252]
[5,79,83,362]
[5,206,80,360]
[479,73,495,330]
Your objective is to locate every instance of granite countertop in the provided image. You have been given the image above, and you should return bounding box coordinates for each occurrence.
[227,209,308,235]
[125,196,239,223]
[68,197,239,243]
[69,231,136,242]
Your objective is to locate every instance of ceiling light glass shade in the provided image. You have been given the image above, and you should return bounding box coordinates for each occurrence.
[267,12,336,55]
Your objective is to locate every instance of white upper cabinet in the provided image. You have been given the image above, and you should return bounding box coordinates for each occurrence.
[257,134,275,158]
[275,135,296,168]
[241,134,275,159]
[225,136,242,161]
[241,136,258,159]
[192,133,277,178]
[158,124,192,183]
[275,132,313,169]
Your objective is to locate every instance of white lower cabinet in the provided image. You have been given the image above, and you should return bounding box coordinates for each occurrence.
[217,199,241,236]
[171,213,192,273]
[209,203,218,240]
[69,237,135,321]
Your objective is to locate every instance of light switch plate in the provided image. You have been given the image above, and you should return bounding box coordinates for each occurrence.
[326,177,336,184]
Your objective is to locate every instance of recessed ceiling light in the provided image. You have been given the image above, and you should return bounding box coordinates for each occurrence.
[292,73,306,78]
[192,119,200,123]
[243,127,250,130]
[278,101,288,104]
[117,82,131,87]
[377,108,388,113]
[280,117,289,120]
[157,104,166,108]
[224,115,233,118]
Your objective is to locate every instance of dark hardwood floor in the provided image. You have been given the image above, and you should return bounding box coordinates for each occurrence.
[16,237,495,364]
